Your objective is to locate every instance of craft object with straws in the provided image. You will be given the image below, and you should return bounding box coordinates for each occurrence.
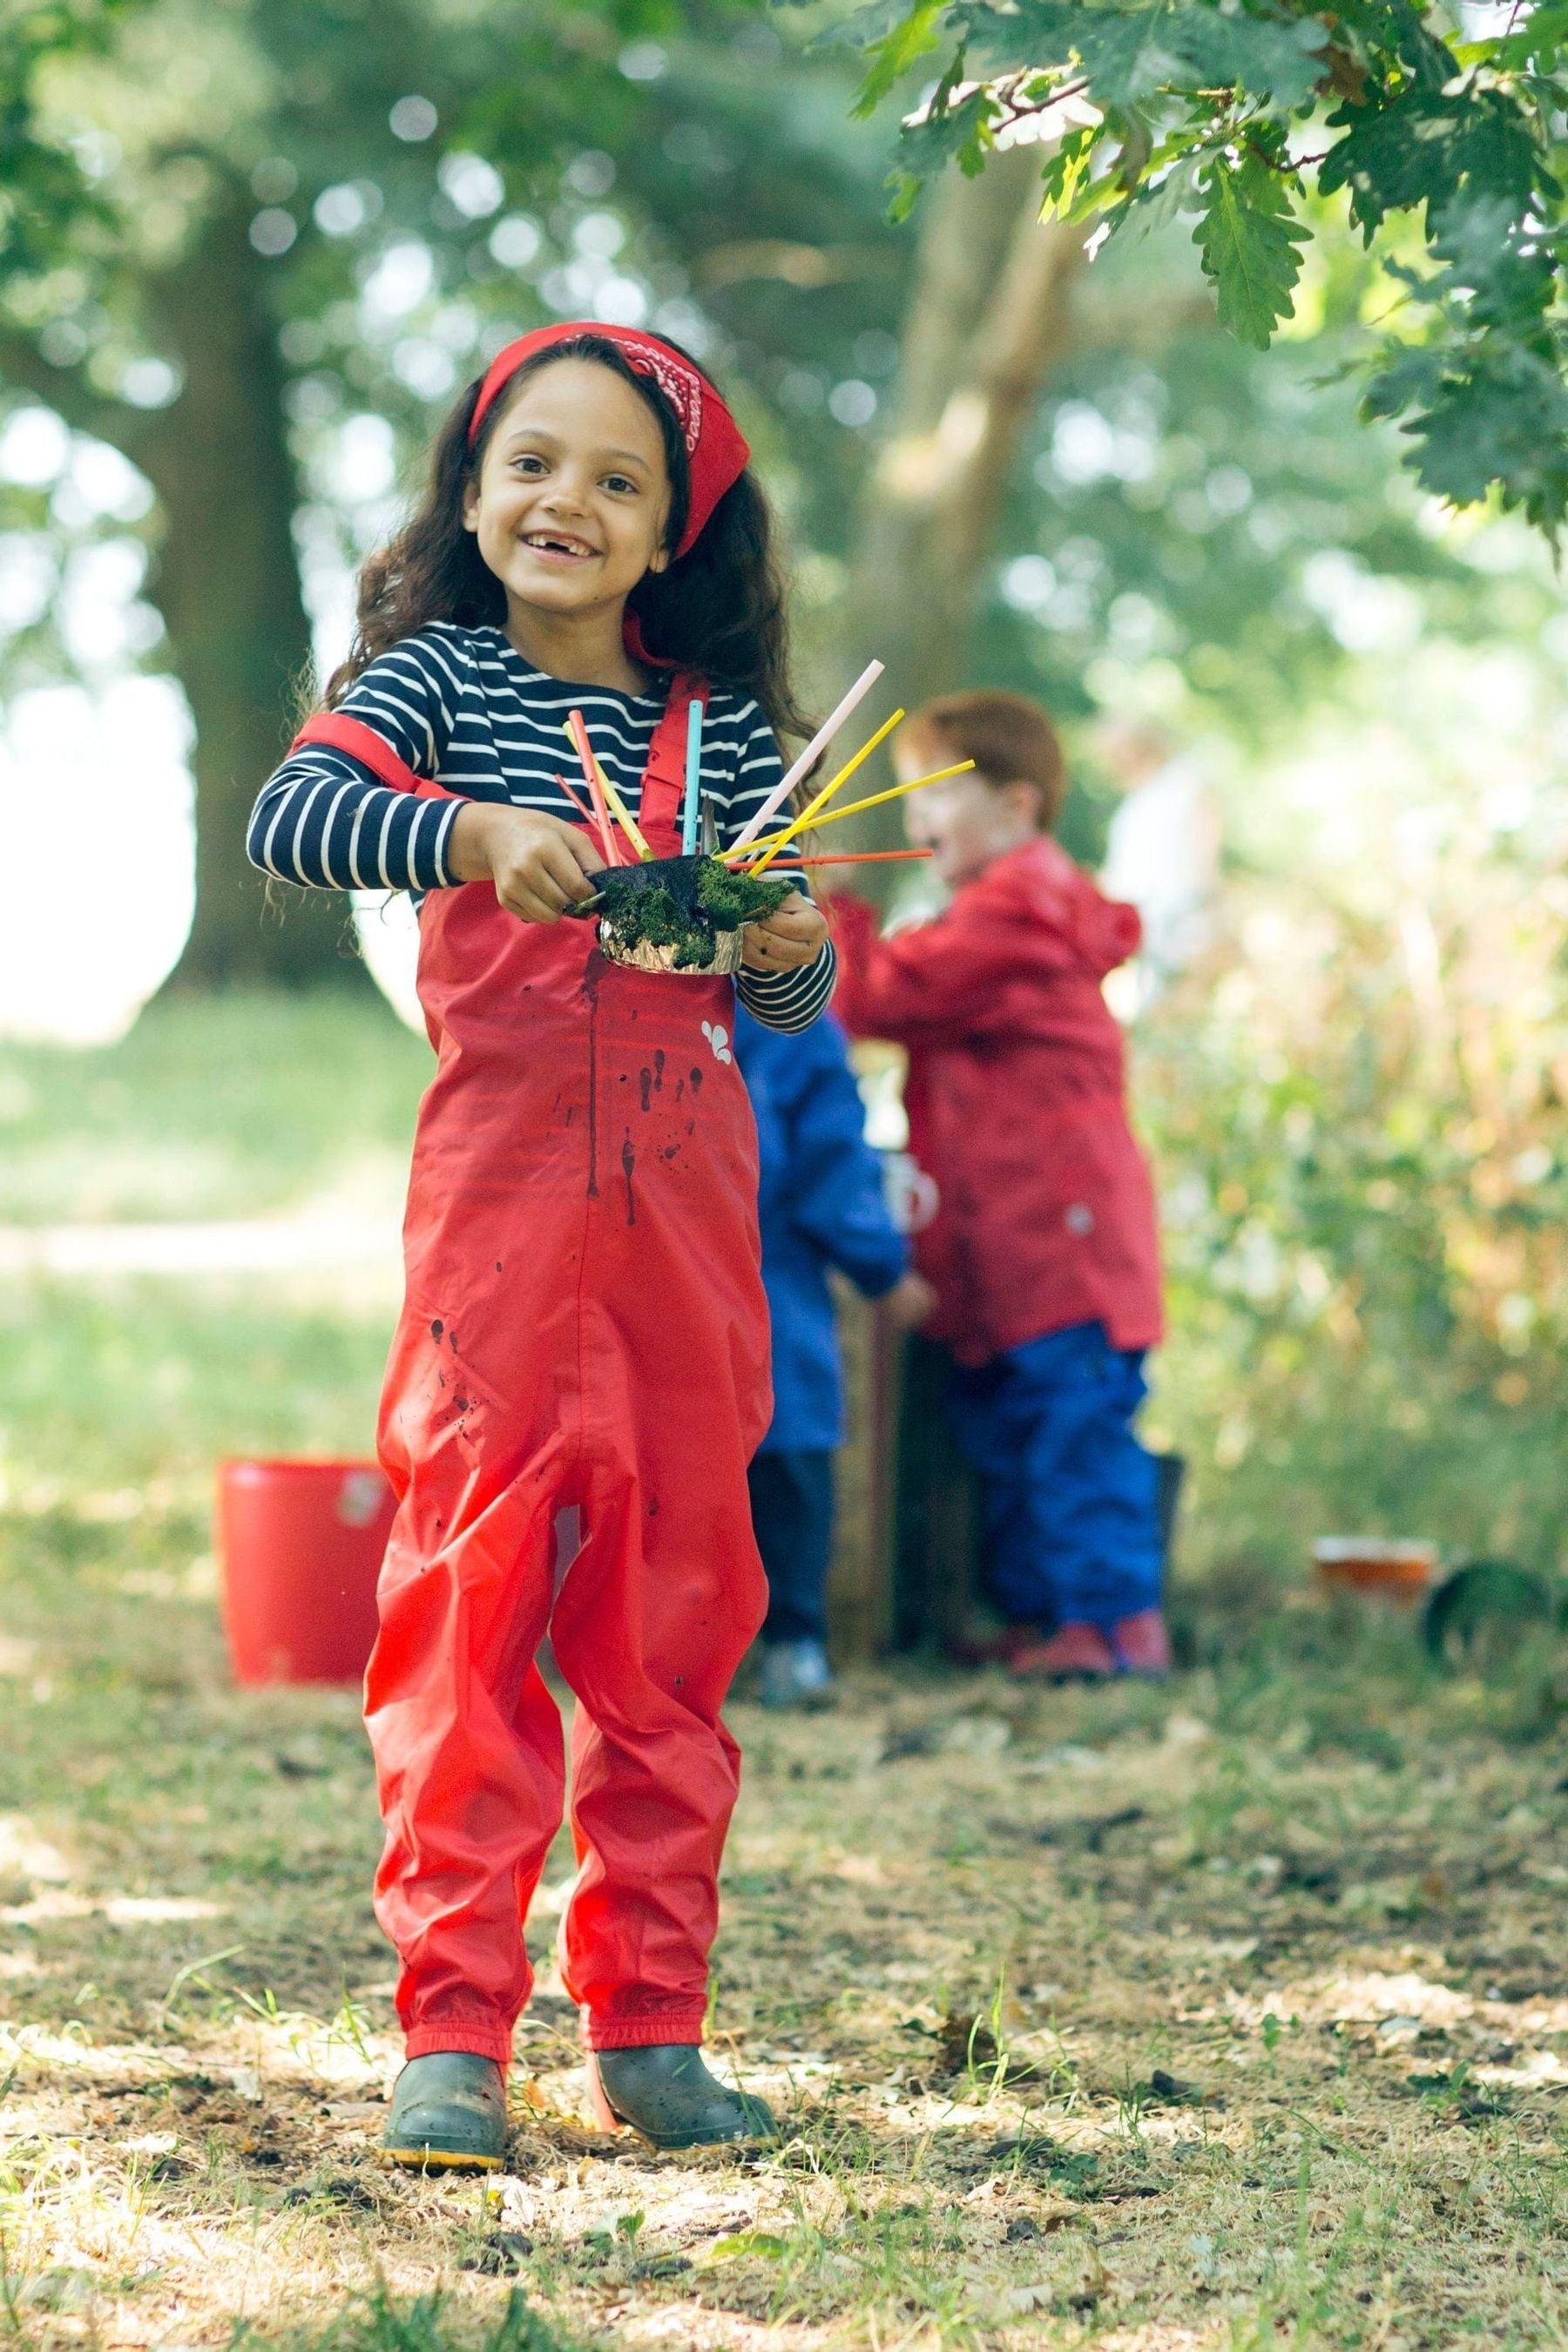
[560,692,956,973]
[570,856,795,972]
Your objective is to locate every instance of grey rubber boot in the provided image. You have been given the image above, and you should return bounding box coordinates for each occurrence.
[382,2052,508,2172]
[759,1639,835,1711]
[591,2044,778,2151]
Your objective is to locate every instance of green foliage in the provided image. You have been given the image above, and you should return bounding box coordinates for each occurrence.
[0,0,1552,817]
[1193,150,1307,348]
[1313,0,1551,240]
[848,0,947,115]
[886,82,994,215]
[0,0,152,271]
[1367,332,1568,530]
[1364,202,1568,532]
[956,0,1328,112]
[1135,761,1568,1586]
[791,0,1568,535]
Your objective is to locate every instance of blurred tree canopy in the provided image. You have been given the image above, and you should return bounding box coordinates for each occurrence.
[1,0,1557,980]
[2,0,683,984]
[808,0,1568,535]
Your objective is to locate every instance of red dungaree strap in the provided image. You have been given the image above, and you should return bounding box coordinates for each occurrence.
[633,676,705,846]
[290,712,459,805]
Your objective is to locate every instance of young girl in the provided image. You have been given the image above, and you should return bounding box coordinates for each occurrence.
[248,324,835,2167]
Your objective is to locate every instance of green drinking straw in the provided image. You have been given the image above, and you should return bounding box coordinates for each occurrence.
[681,694,703,855]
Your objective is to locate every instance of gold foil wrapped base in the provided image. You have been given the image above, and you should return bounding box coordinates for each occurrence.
[597,923,746,977]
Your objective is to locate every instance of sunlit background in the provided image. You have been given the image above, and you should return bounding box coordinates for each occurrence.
[7,375,1566,1045]
[8,0,1568,1588]
[4,15,1568,2341]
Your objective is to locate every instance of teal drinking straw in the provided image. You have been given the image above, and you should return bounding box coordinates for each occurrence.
[681,694,703,855]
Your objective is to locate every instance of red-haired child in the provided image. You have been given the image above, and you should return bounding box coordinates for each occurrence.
[826,690,1166,1681]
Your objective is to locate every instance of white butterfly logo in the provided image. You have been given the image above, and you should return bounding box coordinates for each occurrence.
[701,1021,733,1065]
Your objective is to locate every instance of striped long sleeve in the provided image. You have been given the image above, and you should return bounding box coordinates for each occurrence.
[246,622,835,1031]
[734,947,835,1033]
[247,634,465,893]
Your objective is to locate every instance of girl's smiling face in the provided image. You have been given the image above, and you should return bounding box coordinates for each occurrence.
[463,357,674,625]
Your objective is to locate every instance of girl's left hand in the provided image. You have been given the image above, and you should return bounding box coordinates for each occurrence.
[740,889,830,973]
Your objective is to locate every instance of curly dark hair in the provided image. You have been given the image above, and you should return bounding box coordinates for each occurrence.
[324,330,811,747]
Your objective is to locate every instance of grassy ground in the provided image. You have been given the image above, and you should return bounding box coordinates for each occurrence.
[1,997,1565,2351]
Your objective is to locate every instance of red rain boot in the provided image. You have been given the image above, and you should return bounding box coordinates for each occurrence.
[1112,1609,1173,1679]
[1008,1623,1117,1682]
[946,1621,1045,1669]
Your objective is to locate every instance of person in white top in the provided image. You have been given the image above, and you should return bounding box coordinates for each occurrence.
[1097,720,1220,1010]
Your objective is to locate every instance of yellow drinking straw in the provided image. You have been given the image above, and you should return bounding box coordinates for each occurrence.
[595,767,654,863]
[722,759,976,867]
[564,719,653,862]
[749,707,905,874]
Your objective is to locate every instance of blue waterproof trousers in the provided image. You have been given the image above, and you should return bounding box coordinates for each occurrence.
[747,1449,835,1646]
[945,1321,1161,1631]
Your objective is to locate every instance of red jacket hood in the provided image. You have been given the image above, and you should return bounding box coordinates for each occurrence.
[961,837,1142,979]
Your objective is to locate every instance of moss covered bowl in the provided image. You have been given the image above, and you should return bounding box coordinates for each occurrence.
[568,854,794,976]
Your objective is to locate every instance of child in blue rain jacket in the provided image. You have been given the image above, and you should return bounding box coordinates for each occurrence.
[733,1007,929,1708]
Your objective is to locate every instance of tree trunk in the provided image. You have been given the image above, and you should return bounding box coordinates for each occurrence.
[845,148,1085,741]
[1,200,365,990]
[139,199,365,990]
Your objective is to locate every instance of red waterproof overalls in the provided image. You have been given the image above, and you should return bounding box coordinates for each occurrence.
[296,683,771,2063]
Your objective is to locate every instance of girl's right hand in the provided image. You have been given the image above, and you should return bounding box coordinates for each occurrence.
[448,803,605,923]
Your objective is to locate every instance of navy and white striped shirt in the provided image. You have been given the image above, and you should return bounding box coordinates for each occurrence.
[247,623,835,1032]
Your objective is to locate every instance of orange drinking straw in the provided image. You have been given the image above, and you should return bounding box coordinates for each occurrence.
[733,848,933,870]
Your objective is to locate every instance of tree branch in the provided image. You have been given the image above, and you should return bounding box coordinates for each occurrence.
[1072,280,1219,352]
[933,201,1085,580]
[694,240,896,290]
[0,325,162,458]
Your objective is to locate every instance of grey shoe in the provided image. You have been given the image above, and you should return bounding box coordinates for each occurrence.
[758,1639,835,1711]
[382,2052,507,2172]
[590,2044,778,2151]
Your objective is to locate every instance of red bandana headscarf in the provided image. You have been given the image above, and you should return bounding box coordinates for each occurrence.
[468,321,749,558]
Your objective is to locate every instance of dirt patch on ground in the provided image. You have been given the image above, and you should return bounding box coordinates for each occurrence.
[0,1498,1565,2348]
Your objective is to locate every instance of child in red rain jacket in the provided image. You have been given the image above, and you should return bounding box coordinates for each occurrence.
[247,326,835,2169]
[826,689,1167,1682]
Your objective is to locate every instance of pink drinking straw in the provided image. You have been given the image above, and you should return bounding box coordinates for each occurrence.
[555,770,597,828]
[727,659,884,853]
